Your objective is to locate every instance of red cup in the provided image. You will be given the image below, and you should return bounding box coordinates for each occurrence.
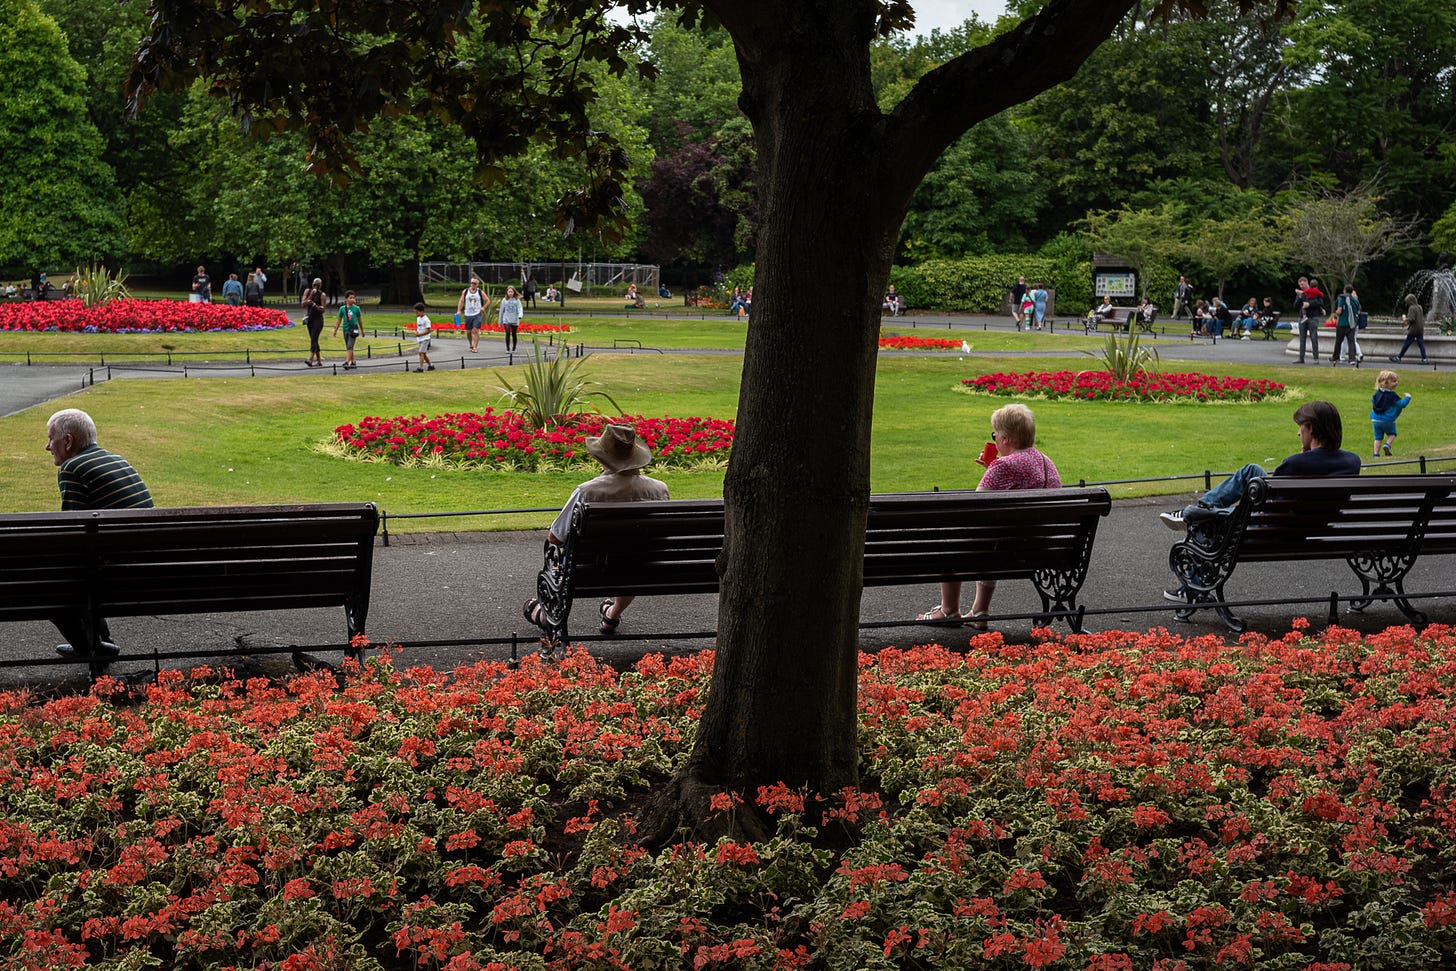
[977,441,998,466]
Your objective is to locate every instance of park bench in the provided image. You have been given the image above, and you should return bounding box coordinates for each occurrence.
[0,503,379,674]
[532,487,1113,646]
[1169,474,1456,632]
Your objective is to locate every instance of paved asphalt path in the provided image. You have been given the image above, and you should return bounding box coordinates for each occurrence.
[4,311,1453,688]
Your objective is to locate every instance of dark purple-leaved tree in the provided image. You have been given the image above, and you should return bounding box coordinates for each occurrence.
[131,0,1259,839]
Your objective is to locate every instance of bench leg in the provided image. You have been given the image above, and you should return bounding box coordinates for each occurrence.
[1032,568,1090,631]
[1346,554,1428,626]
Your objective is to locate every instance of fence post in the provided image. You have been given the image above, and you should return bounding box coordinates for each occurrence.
[1328,591,1339,627]
[1204,470,1212,490]
[1421,455,1428,473]
[380,510,390,547]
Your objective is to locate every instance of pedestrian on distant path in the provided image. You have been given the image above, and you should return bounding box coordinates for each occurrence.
[413,302,435,372]
[333,290,363,369]
[1390,293,1429,364]
[301,277,327,367]
[1010,276,1028,329]
[457,277,488,353]
[222,273,244,306]
[190,265,212,303]
[45,408,153,662]
[1331,285,1360,365]
[1173,275,1192,319]
[498,286,524,352]
[1296,277,1325,364]
[1370,370,1412,458]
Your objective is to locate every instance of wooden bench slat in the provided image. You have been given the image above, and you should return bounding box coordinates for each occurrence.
[1170,474,1456,631]
[0,503,378,665]
[537,488,1112,641]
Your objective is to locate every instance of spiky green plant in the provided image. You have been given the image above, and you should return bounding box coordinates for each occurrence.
[1083,328,1159,383]
[491,340,624,429]
[71,262,131,308]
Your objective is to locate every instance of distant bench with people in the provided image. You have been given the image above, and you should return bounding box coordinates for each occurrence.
[531,487,1113,646]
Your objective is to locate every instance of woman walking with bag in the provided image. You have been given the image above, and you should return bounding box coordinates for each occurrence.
[301,277,327,367]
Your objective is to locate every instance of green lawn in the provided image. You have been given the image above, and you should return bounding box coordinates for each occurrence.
[5,344,1454,531]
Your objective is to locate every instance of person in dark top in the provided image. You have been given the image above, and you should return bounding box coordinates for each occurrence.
[45,409,154,660]
[1158,401,1360,600]
[1010,276,1028,328]
[1160,401,1360,535]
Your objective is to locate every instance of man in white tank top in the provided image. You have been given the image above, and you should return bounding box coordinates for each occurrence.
[456,277,489,352]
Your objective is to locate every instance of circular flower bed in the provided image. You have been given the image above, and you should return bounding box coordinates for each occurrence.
[0,299,293,333]
[331,410,734,472]
[959,370,1287,402]
[880,335,961,350]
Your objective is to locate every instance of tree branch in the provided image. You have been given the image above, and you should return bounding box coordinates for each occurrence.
[885,0,1140,181]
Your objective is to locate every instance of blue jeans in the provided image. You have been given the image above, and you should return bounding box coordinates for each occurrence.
[1202,463,1268,510]
[1396,333,1427,360]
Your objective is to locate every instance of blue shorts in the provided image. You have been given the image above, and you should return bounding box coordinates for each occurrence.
[1372,420,1398,438]
[464,313,483,329]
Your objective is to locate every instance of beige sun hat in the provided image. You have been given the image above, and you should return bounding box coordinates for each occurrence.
[587,424,653,472]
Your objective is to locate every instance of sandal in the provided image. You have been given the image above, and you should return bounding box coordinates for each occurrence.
[965,611,990,632]
[916,605,961,623]
[599,598,621,635]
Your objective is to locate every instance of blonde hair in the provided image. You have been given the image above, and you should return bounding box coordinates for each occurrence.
[1376,370,1399,388]
[991,403,1036,450]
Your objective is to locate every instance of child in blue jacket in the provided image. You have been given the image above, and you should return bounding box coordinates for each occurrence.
[1370,370,1412,458]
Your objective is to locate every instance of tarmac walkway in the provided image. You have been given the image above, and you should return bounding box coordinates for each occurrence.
[3,309,1453,687]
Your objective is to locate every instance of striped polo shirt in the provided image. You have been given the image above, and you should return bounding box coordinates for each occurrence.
[57,444,154,510]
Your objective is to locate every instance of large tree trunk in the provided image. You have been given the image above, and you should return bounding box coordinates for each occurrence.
[645,11,906,844]
[642,0,1142,845]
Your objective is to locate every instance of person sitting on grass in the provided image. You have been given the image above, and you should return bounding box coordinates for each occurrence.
[1158,401,1361,601]
[524,425,669,647]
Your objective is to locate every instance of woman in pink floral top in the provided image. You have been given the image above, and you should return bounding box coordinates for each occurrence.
[918,403,1061,629]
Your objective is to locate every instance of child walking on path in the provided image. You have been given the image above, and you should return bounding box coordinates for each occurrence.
[413,302,435,372]
[1370,370,1412,458]
[333,291,363,369]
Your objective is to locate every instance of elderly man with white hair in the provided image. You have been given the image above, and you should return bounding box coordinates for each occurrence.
[45,408,153,659]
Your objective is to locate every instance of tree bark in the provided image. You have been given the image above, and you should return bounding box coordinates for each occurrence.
[643,0,1141,845]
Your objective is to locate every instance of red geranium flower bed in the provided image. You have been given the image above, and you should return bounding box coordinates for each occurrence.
[961,369,1287,402]
[880,335,961,350]
[0,299,293,333]
[332,409,734,471]
[3,623,1455,969]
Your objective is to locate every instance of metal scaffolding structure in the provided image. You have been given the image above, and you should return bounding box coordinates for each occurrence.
[418,261,660,294]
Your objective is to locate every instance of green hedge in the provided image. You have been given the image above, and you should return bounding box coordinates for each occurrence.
[891,256,1078,313]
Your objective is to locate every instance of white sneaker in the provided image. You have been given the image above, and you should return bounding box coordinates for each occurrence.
[1160,510,1188,531]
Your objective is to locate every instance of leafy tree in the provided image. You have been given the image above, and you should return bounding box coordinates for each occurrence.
[640,119,757,267]
[130,0,1248,838]
[636,19,743,152]
[1275,0,1456,220]
[1017,13,1221,232]
[0,0,123,272]
[1282,183,1422,290]
[1083,205,1181,300]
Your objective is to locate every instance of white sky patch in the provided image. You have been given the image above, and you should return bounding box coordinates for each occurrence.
[900,0,1010,35]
